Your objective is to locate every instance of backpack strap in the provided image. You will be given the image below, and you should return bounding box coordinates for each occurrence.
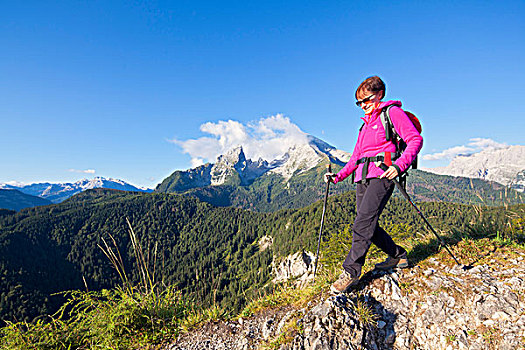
[380,105,395,142]
[351,122,366,183]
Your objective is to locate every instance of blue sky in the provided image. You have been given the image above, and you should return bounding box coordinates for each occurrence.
[1,1,524,188]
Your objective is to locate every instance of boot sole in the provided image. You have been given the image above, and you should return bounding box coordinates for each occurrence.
[375,262,410,270]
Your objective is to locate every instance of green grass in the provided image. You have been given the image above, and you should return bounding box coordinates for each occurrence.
[1,286,190,349]
[239,271,335,318]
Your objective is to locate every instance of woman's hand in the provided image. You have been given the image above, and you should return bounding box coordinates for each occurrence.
[324,172,336,183]
[379,166,398,180]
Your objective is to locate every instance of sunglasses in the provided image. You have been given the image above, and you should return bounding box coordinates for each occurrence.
[355,94,376,107]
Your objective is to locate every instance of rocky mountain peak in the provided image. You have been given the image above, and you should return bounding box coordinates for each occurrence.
[210,145,271,186]
[208,138,349,186]
[215,145,247,166]
[158,135,352,191]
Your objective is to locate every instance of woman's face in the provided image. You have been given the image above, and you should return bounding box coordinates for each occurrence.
[356,90,382,115]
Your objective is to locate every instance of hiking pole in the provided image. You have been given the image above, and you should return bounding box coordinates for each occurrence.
[313,163,331,282]
[377,163,462,266]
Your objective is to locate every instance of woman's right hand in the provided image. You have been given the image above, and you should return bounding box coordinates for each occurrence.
[324,172,336,183]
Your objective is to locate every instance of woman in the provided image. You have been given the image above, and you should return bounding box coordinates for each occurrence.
[324,76,423,294]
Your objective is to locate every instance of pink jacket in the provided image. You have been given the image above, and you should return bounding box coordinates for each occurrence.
[334,100,423,184]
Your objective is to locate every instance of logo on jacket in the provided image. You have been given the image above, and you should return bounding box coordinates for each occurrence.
[372,125,378,129]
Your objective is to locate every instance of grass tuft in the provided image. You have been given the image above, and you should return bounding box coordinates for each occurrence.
[351,298,378,327]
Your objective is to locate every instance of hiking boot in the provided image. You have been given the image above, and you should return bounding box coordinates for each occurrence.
[330,271,359,294]
[375,256,409,270]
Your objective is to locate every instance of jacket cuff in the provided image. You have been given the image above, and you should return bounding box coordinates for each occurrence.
[392,164,402,175]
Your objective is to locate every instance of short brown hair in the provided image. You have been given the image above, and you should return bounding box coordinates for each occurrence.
[355,76,386,100]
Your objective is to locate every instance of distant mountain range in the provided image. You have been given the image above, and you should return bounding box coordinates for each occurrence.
[3,139,524,212]
[156,136,525,210]
[423,145,525,193]
[0,177,152,204]
[0,189,53,211]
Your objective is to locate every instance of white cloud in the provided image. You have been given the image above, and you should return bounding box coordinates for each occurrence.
[422,145,474,161]
[170,114,309,164]
[468,138,508,151]
[422,138,508,161]
[191,158,205,168]
[68,169,96,174]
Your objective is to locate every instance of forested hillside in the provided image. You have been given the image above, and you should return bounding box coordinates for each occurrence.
[0,188,520,325]
[0,189,274,323]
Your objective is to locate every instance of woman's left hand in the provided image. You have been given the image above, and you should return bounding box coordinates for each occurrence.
[379,166,399,180]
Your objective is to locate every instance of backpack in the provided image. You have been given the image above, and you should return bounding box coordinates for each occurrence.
[380,105,422,170]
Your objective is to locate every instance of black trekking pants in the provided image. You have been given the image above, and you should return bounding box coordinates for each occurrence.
[342,178,407,277]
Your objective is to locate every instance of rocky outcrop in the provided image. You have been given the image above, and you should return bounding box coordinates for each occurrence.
[272,251,316,285]
[169,250,525,350]
[258,235,274,252]
[288,260,525,350]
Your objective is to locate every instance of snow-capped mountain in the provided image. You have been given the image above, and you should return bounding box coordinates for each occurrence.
[208,138,349,186]
[0,177,153,203]
[423,145,525,192]
[157,135,351,193]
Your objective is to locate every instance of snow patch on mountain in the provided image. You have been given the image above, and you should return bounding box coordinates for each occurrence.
[423,145,525,192]
[269,135,350,180]
[270,143,324,180]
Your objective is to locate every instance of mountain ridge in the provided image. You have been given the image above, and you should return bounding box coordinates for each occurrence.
[423,145,525,192]
[0,186,515,324]
[0,176,153,203]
